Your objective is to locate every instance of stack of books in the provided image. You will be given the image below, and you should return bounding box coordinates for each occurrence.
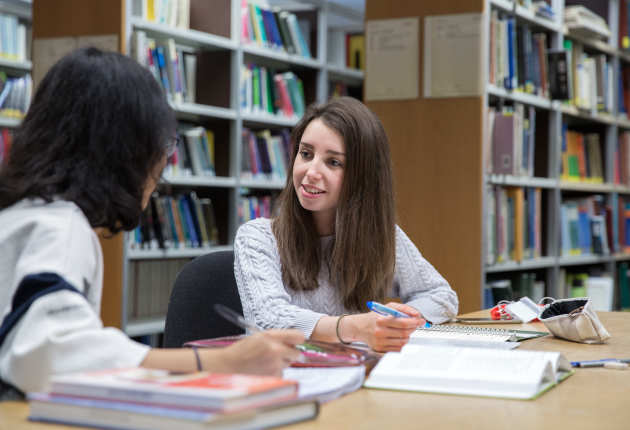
[28,368,319,430]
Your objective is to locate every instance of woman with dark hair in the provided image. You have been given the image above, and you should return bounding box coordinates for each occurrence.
[0,48,303,395]
[234,97,458,352]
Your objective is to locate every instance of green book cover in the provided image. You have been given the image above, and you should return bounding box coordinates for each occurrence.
[254,5,268,44]
[266,68,275,114]
[252,67,260,110]
[619,262,630,309]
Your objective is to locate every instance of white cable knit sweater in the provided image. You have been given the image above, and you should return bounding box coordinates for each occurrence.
[234,218,459,338]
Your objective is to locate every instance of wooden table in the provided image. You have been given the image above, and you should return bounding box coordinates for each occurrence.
[2,311,629,430]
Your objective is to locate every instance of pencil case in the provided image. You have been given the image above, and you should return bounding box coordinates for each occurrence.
[538,297,610,344]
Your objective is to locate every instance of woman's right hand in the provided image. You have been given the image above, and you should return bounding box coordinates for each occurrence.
[214,330,305,376]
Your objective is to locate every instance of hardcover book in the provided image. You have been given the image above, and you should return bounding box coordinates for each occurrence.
[364,344,573,400]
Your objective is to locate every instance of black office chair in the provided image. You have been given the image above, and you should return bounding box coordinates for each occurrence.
[163,250,245,348]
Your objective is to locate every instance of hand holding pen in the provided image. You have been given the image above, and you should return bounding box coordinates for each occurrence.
[213,305,360,365]
[354,301,424,352]
[212,304,304,375]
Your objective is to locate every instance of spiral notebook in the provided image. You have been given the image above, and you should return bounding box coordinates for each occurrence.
[408,325,548,349]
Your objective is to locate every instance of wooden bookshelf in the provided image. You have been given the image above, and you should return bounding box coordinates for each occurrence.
[33,0,365,336]
[366,0,630,312]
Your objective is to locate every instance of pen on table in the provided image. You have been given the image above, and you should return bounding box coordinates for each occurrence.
[570,358,630,368]
[366,301,432,328]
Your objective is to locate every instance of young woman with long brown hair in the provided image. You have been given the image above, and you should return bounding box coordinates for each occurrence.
[234,97,458,352]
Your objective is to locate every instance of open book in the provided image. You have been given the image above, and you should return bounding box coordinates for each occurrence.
[364,344,574,399]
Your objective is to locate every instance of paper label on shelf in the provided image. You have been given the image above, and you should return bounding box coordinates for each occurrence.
[365,17,419,101]
[423,13,483,98]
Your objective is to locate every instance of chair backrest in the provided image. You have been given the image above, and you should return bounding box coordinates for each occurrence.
[163,250,245,348]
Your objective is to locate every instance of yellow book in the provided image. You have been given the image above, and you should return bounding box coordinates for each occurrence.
[506,187,524,262]
[205,130,215,175]
[147,0,156,22]
[347,34,365,70]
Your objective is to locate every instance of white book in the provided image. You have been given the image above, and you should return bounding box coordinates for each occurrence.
[327,29,346,67]
[364,344,573,400]
[176,0,190,29]
[183,52,196,103]
[585,276,613,311]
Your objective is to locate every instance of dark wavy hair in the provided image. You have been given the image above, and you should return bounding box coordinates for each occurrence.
[273,97,396,311]
[0,47,175,233]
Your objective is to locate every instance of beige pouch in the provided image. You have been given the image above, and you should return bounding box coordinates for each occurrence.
[538,298,610,344]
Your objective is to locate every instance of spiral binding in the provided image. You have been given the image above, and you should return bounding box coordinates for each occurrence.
[416,325,513,337]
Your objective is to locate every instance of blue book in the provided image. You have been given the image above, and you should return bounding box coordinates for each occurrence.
[155,46,171,94]
[163,197,180,248]
[185,193,203,247]
[178,196,198,248]
[619,67,627,114]
[577,206,591,254]
[506,19,516,90]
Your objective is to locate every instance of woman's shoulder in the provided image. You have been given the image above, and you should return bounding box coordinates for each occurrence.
[235,217,274,240]
[2,198,92,235]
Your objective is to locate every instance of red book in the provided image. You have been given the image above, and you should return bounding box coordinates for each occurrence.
[48,367,298,413]
[273,74,294,117]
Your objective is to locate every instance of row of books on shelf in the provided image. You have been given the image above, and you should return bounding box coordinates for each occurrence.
[241,0,312,58]
[560,126,604,183]
[127,258,188,319]
[0,13,29,62]
[133,0,190,29]
[560,196,610,257]
[484,273,545,308]
[564,39,614,113]
[131,192,219,251]
[131,31,196,105]
[563,271,614,311]
[164,126,215,178]
[28,367,318,430]
[488,104,536,176]
[0,73,31,118]
[240,64,306,118]
[0,128,11,164]
[487,186,542,265]
[327,30,364,71]
[238,194,274,225]
[241,127,290,181]
[489,12,551,98]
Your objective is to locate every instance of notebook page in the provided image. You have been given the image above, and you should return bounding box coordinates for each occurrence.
[283,366,365,403]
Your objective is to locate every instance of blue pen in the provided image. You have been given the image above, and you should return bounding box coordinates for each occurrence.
[366,301,432,327]
[571,358,630,368]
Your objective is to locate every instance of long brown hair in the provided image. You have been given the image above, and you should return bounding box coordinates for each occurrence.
[272,97,396,311]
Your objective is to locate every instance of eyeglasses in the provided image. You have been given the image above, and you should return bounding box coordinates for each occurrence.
[166,135,181,157]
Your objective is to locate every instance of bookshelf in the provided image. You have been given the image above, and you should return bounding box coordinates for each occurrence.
[0,0,31,131]
[365,0,630,313]
[33,0,365,338]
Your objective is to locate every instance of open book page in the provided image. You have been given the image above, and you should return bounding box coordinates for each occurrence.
[283,366,365,403]
[364,345,573,399]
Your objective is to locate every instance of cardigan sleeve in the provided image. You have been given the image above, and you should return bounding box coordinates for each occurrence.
[393,225,459,324]
[234,219,326,338]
